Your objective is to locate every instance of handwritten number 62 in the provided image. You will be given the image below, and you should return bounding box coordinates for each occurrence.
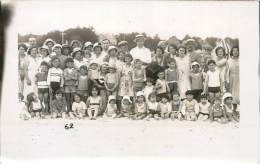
[65,123,74,129]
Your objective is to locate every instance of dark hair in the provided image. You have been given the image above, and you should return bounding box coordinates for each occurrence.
[65,57,74,64]
[155,46,165,54]
[207,59,216,65]
[145,77,154,84]
[172,92,180,96]
[160,93,169,100]
[40,61,49,67]
[27,46,38,55]
[168,44,177,52]
[79,65,88,71]
[185,90,194,96]
[200,94,208,99]
[167,58,176,65]
[18,43,28,51]
[124,54,133,62]
[55,89,63,95]
[26,92,36,110]
[62,46,71,54]
[19,92,24,101]
[148,92,157,100]
[74,93,82,101]
[215,47,226,57]
[90,86,100,95]
[230,47,239,57]
[51,56,60,63]
[178,45,187,54]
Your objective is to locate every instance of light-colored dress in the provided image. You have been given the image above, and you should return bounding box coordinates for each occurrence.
[118,64,134,97]
[226,58,239,104]
[216,57,227,92]
[175,55,191,99]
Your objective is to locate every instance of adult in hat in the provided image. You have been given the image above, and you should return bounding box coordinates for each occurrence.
[43,38,56,54]
[72,47,85,70]
[130,34,152,65]
[92,42,106,65]
[39,45,51,64]
[70,40,81,50]
[103,46,118,64]
[118,40,129,54]
[51,44,68,70]
[61,44,71,57]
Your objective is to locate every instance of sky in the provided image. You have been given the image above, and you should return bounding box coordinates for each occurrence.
[13,1,257,39]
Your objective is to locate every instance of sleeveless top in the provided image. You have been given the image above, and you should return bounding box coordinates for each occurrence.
[165,69,178,82]
[77,75,89,91]
[190,72,204,90]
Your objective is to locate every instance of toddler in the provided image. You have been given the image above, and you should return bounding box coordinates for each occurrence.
[181,90,199,121]
[50,90,67,119]
[146,92,160,120]
[134,91,148,120]
[198,94,211,121]
[209,97,227,124]
[27,92,42,119]
[104,95,118,118]
[70,93,87,119]
[170,92,183,120]
[158,94,172,119]
[86,87,102,120]
[143,78,155,102]
[19,93,31,120]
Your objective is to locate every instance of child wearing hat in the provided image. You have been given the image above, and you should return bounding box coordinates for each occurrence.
[222,93,239,122]
[119,95,134,118]
[209,97,227,124]
[155,71,170,101]
[50,90,67,119]
[72,47,86,70]
[158,94,172,119]
[181,90,199,121]
[134,91,148,120]
[104,95,118,118]
[70,93,87,119]
[105,46,118,65]
[132,59,146,94]
[40,45,51,65]
[189,62,205,101]
[51,44,68,70]
[105,64,119,96]
[63,58,78,113]
[198,94,211,121]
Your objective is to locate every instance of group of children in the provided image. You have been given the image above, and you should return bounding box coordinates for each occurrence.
[18,37,240,124]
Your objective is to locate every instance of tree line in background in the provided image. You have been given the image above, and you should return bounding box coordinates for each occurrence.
[18,27,239,51]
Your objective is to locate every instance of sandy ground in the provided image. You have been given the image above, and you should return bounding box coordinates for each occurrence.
[1,115,240,161]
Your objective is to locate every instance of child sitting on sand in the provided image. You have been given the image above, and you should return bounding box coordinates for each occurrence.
[209,97,227,124]
[86,86,102,120]
[104,95,118,118]
[198,94,211,121]
[158,94,172,119]
[119,95,134,118]
[170,92,183,120]
[19,93,31,120]
[222,93,239,122]
[50,90,67,119]
[181,90,199,121]
[70,93,87,119]
[27,92,43,119]
[134,91,148,120]
[146,92,160,120]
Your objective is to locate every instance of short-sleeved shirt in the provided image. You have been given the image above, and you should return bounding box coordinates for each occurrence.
[72,101,87,112]
[130,46,152,64]
[207,69,220,87]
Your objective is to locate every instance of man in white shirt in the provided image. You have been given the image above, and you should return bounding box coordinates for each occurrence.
[130,34,152,65]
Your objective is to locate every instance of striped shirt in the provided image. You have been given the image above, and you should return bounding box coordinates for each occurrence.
[47,67,64,86]
[35,72,48,88]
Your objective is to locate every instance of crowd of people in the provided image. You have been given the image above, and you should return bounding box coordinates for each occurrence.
[18,34,240,123]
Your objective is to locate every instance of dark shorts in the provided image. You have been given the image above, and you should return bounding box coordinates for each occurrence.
[38,88,49,94]
[190,89,203,100]
[208,87,221,93]
[32,109,41,113]
[168,82,178,93]
[198,112,209,116]
[148,109,160,116]
[50,82,60,94]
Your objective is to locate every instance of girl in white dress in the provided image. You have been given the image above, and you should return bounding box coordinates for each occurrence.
[175,46,191,99]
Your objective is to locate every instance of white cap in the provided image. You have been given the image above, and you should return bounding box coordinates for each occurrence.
[136,91,145,97]
[83,41,93,48]
[108,95,116,103]
[107,46,118,54]
[222,92,233,102]
[52,44,62,51]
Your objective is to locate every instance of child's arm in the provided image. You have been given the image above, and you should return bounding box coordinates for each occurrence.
[202,73,209,95]
[194,101,200,115]
[63,69,71,81]
[143,68,147,82]
[219,72,224,93]
[222,105,227,119]
[71,102,76,112]
[166,81,170,93]
[165,70,168,82]
[209,106,213,121]
[85,98,90,109]
[104,75,110,91]
[60,70,64,88]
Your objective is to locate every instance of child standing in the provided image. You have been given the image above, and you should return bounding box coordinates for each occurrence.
[189,62,204,101]
[181,90,199,121]
[155,71,169,101]
[158,94,172,119]
[77,65,89,102]
[86,87,102,120]
[47,57,64,101]
[88,62,100,84]
[203,60,222,103]
[104,95,118,118]
[63,58,78,113]
[146,92,160,120]
[198,94,211,121]
[170,92,183,120]
[134,91,148,120]
[165,60,179,99]
[27,92,43,119]
[35,61,49,116]
[132,59,146,93]
[105,65,119,96]
[70,93,87,119]
[209,97,227,124]
[19,93,31,120]
[50,90,67,119]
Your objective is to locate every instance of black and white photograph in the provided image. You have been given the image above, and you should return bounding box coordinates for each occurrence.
[1,1,259,164]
